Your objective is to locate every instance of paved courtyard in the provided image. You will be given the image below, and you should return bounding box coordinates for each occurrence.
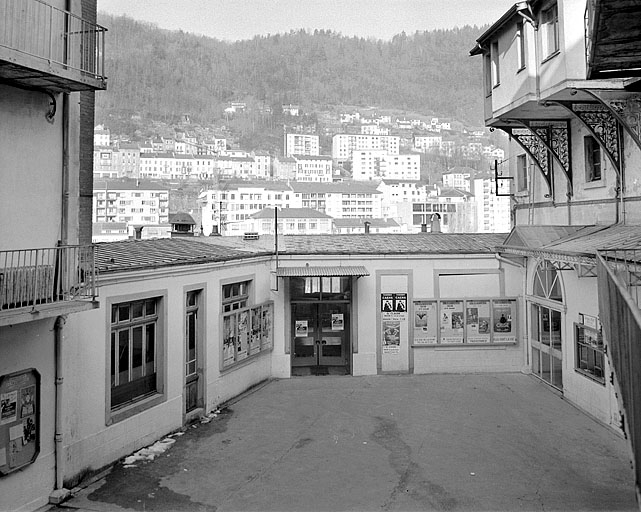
[52,373,637,511]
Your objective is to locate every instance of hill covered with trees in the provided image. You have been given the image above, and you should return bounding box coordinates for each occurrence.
[96,13,488,126]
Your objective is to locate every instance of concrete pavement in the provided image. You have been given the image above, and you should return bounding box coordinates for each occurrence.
[52,373,637,511]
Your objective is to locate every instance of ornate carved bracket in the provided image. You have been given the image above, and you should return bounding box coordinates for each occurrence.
[584,91,641,154]
[551,100,623,178]
[518,120,572,195]
[497,126,553,197]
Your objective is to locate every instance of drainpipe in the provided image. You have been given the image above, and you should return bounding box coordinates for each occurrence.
[51,315,70,503]
[61,92,69,246]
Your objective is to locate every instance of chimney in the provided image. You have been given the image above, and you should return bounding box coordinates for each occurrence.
[134,226,143,239]
[364,221,371,234]
[421,223,428,233]
[430,213,441,233]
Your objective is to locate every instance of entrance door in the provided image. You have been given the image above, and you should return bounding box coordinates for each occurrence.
[530,304,563,389]
[292,302,349,369]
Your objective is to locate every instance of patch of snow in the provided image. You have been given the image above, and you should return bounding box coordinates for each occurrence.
[122,437,176,466]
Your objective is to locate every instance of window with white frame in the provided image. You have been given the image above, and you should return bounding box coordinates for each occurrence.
[110,298,160,409]
[541,3,559,58]
[222,280,250,312]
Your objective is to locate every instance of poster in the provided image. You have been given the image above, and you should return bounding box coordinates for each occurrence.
[0,391,17,425]
[295,320,309,337]
[466,300,491,343]
[382,320,401,353]
[237,311,249,361]
[249,307,262,354]
[440,300,464,343]
[413,301,438,344]
[222,314,236,367]
[381,293,395,312]
[261,303,273,350]
[331,314,344,331]
[493,299,516,343]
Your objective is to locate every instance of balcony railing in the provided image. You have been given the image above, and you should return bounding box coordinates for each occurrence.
[0,245,97,313]
[0,0,106,90]
[597,250,641,498]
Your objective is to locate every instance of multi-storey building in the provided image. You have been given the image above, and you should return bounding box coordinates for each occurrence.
[0,0,106,509]
[332,134,400,165]
[273,156,297,180]
[442,167,474,192]
[93,179,169,227]
[233,207,333,236]
[94,125,110,146]
[293,155,333,182]
[284,133,320,157]
[118,143,141,178]
[290,181,383,219]
[352,150,420,181]
[471,176,511,233]
[471,0,641,490]
[199,181,293,236]
[414,134,443,152]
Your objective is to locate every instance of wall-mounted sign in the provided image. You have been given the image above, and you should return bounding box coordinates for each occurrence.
[0,369,40,475]
[492,299,517,343]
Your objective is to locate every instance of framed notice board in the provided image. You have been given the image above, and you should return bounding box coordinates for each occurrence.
[0,369,40,476]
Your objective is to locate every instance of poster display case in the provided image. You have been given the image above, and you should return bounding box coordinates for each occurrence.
[412,298,517,346]
[0,369,39,476]
[222,301,274,370]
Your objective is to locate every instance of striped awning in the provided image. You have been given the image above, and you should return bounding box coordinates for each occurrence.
[276,266,369,277]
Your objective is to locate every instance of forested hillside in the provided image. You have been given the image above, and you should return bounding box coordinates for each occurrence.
[96,14,488,125]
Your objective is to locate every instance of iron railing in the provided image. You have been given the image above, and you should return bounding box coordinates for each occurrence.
[597,250,641,500]
[0,245,97,312]
[0,0,106,81]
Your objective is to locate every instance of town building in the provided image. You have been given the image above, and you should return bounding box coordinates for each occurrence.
[333,218,401,234]
[94,125,110,146]
[352,150,421,182]
[290,181,383,219]
[292,155,333,182]
[93,179,170,227]
[233,207,334,236]
[332,134,400,165]
[284,133,320,157]
[0,0,106,509]
[470,0,641,494]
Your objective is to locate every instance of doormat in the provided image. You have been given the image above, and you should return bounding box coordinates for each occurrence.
[311,366,329,375]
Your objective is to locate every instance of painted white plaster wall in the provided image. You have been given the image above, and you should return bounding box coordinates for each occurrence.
[0,86,63,251]
[0,319,57,512]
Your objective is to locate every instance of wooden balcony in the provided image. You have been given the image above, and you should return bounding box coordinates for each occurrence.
[0,245,98,326]
[586,0,641,79]
[0,0,107,92]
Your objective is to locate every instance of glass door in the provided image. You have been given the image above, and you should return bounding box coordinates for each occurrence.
[530,303,563,390]
[292,303,317,367]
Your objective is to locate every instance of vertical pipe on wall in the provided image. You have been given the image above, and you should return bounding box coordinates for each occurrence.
[60,92,70,246]
[54,315,67,491]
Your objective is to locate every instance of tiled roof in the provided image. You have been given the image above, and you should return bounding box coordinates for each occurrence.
[94,179,169,191]
[96,238,261,273]
[293,155,332,161]
[276,266,369,277]
[502,225,593,249]
[438,188,474,198]
[545,225,641,253]
[333,218,399,228]
[169,212,196,225]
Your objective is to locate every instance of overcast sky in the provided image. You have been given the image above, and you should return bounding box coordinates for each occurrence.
[98,0,516,41]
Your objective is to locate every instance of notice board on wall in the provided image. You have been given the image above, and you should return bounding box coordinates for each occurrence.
[0,369,39,475]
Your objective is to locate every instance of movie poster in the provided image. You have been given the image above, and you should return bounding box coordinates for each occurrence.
[261,303,273,350]
[440,300,464,344]
[249,306,262,354]
[382,320,401,353]
[237,311,249,361]
[466,300,491,343]
[222,314,236,367]
[493,299,517,343]
[413,301,438,344]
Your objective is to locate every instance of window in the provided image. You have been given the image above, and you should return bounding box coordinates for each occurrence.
[575,323,605,384]
[584,136,602,182]
[516,21,526,70]
[517,154,528,192]
[185,291,199,378]
[222,280,250,312]
[541,3,559,58]
[110,298,159,409]
[491,41,500,87]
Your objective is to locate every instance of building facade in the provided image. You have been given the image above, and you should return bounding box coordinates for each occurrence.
[0,0,106,509]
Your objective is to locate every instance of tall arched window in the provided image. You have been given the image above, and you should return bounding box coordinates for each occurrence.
[530,260,564,390]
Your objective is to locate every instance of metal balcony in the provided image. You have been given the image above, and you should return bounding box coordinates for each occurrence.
[0,245,98,326]
[0,0,107,92]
